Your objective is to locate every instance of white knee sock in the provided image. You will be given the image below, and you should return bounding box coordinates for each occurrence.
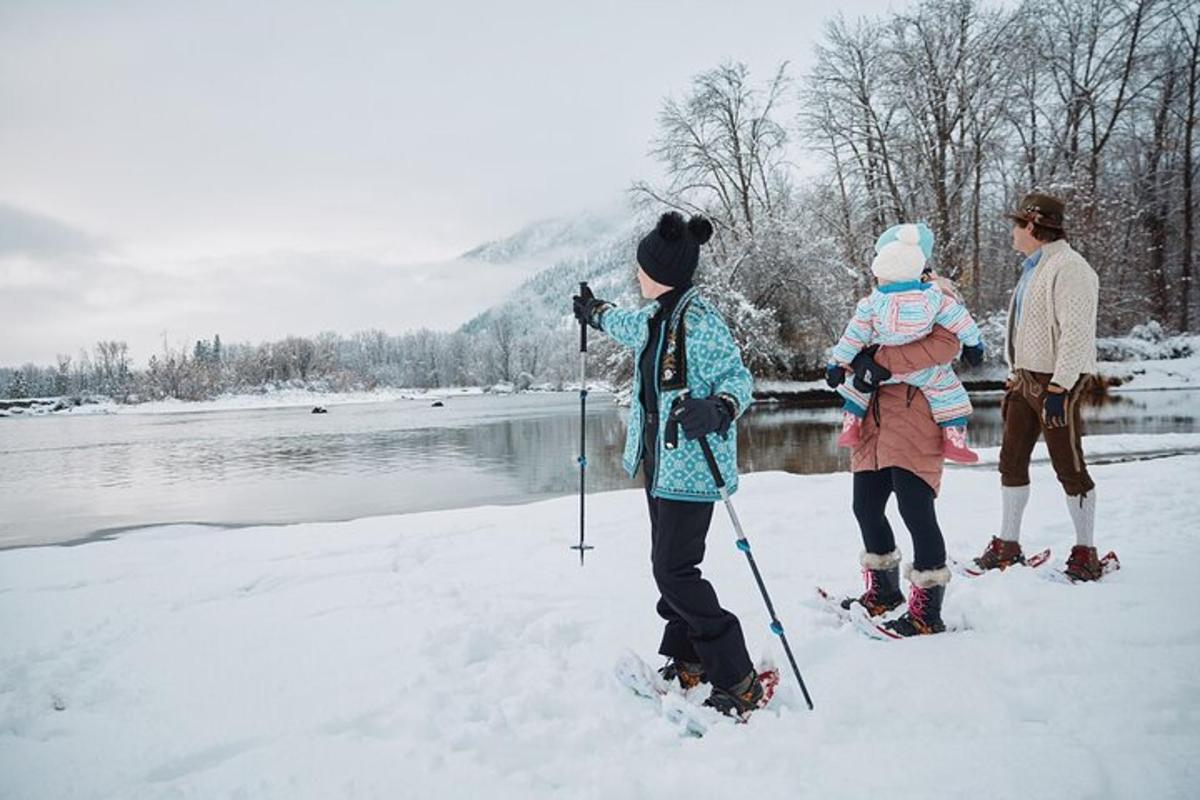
[1000,485,1030,543]
[1066,491,1096,547]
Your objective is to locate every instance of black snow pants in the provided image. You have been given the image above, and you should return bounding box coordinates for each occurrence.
[643,414,753,690]
[852,467,947,571]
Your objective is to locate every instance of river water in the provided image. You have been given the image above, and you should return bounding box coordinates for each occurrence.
[2,390,1197,548]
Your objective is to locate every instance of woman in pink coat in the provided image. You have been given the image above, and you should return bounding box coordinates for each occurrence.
[836,325,961,637]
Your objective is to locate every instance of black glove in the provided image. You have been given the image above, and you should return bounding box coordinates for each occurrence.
[1042,387,1069,429]
[671,396,733,441]
[962,343,984,367]
[824,364,845,389]
[572,285,609,331]
[849,345,892,394]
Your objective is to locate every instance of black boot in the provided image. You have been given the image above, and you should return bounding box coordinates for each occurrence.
[703,669,764,718]
[658,658,706,690]
[841,550,905,617]
[883,565,950,637]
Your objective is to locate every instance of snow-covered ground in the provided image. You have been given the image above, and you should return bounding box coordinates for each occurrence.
[1100,353,1200,392]
[2,455,1197,799]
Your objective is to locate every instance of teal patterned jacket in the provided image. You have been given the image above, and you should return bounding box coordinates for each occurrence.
[599,287,754,502]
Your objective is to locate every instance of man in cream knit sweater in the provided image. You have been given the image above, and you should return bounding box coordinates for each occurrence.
[972,193,1105,581]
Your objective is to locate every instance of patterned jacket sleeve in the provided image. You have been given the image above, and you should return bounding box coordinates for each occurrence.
[830,297,876,366]
[1050,260,1099,389]
[932,291,983,348]
[598,305,647,350]
[686,304,753,419]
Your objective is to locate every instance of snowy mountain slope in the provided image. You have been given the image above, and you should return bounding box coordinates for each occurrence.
[461,208,632,265]
[1,454,1197,799]
[458,211,648,337]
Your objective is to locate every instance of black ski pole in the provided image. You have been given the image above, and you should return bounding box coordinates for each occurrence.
[667,396,815,710]
[570,281,594,565]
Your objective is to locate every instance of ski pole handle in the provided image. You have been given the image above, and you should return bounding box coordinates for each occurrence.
[696,435,726,490]
[664,389,691,452]
[579,281,589,353]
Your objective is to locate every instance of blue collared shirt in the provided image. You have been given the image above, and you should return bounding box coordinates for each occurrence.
[1013,249,1042,323]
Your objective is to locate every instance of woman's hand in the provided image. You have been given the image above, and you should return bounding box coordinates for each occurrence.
[849,345,892,393]
[572,285,610,331]
[671,396,733,440]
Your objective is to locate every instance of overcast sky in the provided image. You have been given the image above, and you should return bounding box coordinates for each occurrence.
[0,0,898,364]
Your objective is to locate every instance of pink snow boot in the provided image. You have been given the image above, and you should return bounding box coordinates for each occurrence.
[837,412,862,448]
[942,425,979,464]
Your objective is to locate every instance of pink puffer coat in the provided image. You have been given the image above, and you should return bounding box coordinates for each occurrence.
[850,326,962,496]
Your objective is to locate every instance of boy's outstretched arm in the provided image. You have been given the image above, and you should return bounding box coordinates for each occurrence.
[572,285,643,350]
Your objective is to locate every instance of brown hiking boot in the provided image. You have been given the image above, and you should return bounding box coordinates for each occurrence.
[1064,545,1103,582]
[659,659,706,690]
[703,669,765,717]
[973,536,1025,571]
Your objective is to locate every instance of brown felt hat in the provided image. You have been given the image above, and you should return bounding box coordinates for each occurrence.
[1005,192,1066,231]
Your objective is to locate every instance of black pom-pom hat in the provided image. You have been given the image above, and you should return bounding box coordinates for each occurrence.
[636,211,714,288]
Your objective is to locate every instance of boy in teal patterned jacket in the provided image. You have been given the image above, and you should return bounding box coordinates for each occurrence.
[573,212,765,718]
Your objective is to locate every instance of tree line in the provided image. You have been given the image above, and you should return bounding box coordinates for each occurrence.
[634,0,1199,375]
[3,0,1196,401]
[0,323,573,402]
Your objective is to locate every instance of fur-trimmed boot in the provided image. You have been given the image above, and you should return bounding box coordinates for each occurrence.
[883,565,950,637]
[972,536,1025,572]
[840,550,905,617]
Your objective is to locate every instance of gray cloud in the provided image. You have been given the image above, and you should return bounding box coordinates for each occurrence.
[0,203,106,258]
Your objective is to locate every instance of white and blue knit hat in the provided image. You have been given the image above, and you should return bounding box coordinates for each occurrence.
[871,223,935,283]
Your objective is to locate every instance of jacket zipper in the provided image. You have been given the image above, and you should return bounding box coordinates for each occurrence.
[650,323,667,497]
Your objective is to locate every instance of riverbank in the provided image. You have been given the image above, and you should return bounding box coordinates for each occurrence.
[0,384,616,418]
[757,332,1200,405]
[5,333,1196,416]
[1,454,1197,799]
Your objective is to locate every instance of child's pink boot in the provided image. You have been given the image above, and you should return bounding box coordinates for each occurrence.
[837,413,862,448]
[942,425,979,463]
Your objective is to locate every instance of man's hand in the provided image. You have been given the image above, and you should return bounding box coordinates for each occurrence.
[1042,384,1069,428]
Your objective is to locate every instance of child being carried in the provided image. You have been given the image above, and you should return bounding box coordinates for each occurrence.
[826,222,984,464]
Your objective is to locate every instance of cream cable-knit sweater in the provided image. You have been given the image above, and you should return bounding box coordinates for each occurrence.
[1004,239,1098,390]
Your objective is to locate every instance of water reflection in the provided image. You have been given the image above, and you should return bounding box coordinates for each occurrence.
[1,390,1196,548]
